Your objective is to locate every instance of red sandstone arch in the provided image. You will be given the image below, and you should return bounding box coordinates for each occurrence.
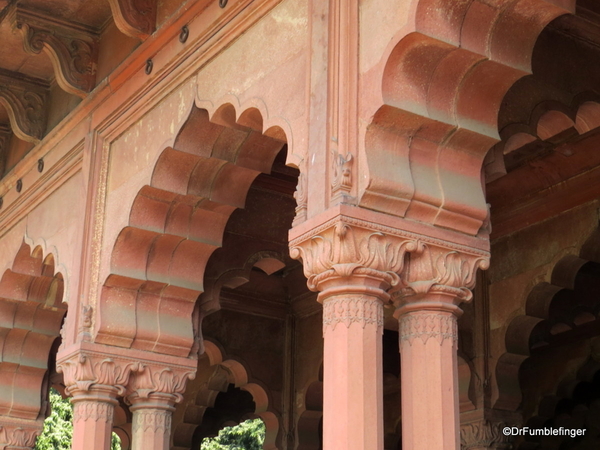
[95,104,288,358]
[495,231,600,411]
[362,0,585,235]
[0,242,65,424]
[173,340,279,450]
[297,365,323,450]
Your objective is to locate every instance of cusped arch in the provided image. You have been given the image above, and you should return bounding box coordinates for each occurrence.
[495,232,600,411]
[0,241,66,440]
[95,103,289,358]
[364,0,588,235]
[173,339,279,450]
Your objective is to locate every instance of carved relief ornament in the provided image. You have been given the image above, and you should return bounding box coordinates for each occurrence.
[127,364,196,403]
[290,217,489,300]
[0,70,47,143]
[57,352,140,396]
[11,8,98,97]
[289,220,418,292]
[0,422,42,448]
[398,242,490,303]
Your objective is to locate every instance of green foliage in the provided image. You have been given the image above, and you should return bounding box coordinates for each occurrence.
[35,388,121,450]
[200,418,265,450]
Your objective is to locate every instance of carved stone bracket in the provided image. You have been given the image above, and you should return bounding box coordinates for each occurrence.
[460,419,513,449]
[0,69,47,143]
[10,8,98,97]
[331,149,354,203]
[0,419,43,449]
[107,0,156,40]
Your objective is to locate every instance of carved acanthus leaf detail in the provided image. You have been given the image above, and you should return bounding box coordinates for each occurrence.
[57,353,139,396]
[127,365,196,403]
[290,222,417,291]
[11,8,98,97]
[0,70,47,143]
[107,0,156,40]
[400,243,489,302]
[132,410,172,434]
[73,401,114,423]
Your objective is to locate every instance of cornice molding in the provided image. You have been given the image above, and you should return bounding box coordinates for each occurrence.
[0,70,47,143]
[10,7,98,97]
[107,0,156,40]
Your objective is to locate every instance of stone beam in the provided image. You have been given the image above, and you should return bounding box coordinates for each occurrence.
[0,69,47,143]
[107,0,156,40]
[10,7,98,98]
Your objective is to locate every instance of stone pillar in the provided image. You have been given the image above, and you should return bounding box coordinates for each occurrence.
[0,419,42,450]
[128,393,176,450]
[70,386,119,450]
[126,365,194,450]
[57,351,138,450]
[394,243,489,450]
[290,217,415,450]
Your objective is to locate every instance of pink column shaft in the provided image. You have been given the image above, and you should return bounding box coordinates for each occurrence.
[130,393,176,450]
[71,386,118,450]
[322,292,384,450]
[398,307,460,450]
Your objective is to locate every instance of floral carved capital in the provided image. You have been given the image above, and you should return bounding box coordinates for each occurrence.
[398,242,489,303]
[290,220,417,292]
[57,352,139,396]
[127,364,196,403]
[11,8,98,97]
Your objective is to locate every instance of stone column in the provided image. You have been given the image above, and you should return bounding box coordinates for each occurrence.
[290,218,415,450]
[126,365,194,450]
[0,419,42,450]
[394,243,489,450]
[57,352,138,450]
[70,385,119,450]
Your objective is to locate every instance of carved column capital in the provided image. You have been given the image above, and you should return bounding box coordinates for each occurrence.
[0,70,47,143]
[395,241,489,314]
[460,419,513,449]
[290,218,417,296]
[0,419,43,449]
[10,8,98,97]
[56,351,139,397]
[126,364,196,404]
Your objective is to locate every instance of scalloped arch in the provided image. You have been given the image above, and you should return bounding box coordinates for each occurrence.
[95,102,290,361]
